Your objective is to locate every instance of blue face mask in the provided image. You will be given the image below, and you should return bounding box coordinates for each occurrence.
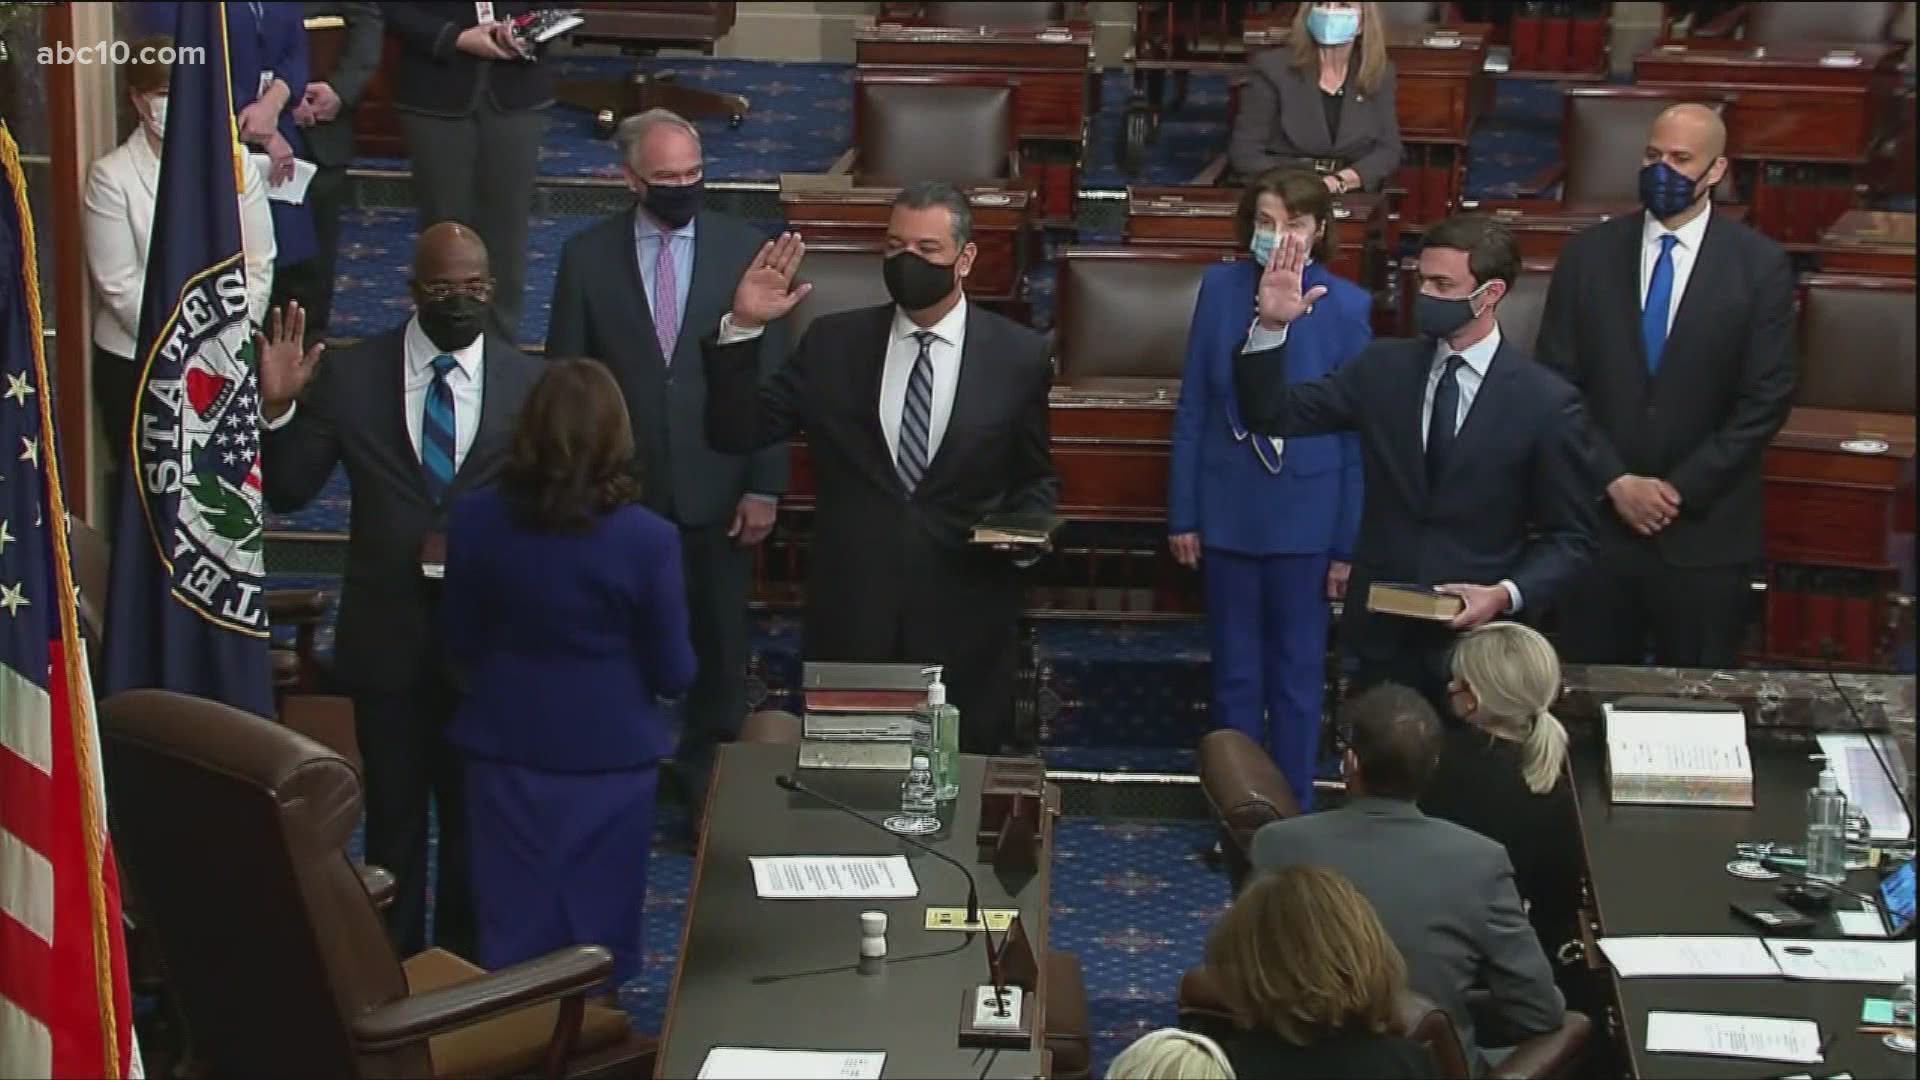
[1250,229,1277,266]
[1306,7,1361,46]
[1639,159,1707,220]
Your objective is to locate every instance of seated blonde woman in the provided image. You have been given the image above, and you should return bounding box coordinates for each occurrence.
[1107,1028,1235,1080]
[1201,866,1434,1078]
[1420,621,1582,956]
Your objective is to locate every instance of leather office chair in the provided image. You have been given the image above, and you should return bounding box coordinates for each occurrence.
[788,241,891,343]
[1054,246,1225,387]
[101,689,650,1079]
[834,77,1020,188]
[1493,259,1557,359]
[554,2,750,136]
[1177,968,1591,1079]
[1794,274,1917,413]
[1676,1,1907,48]
[1506,89,1733,209]
[1196,729,1303,894]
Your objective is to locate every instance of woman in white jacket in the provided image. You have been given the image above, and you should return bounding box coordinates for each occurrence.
[84,34,276,479]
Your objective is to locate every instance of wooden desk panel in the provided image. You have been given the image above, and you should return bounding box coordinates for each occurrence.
[780,187,1032,302]
[1634,43,1903,163]
[1764,407,1915,570]
[1819,209,1917,277]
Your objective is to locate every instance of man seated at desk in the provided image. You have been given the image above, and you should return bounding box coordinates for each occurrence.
[1252,684,1566,1073]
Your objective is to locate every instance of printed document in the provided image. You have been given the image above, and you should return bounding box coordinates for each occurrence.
[698,1048,885,1079]
[1646,1012,1822,1064]
[1598,936,1780,978]
[750,855,920,899]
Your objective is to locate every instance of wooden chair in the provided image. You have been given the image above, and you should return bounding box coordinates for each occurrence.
[832,74,1021,187]
[1795,273,1917,414]
[101,689,653,1079]
[554,2,750,138]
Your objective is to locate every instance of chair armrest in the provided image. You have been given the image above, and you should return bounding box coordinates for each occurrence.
[1190,152,1230,187]
[1492,1012,1592,1080]
[828,147,858,175]
[358,865,397,911]
[271,649,302,688]
[350,945,614,1052]
[1512,162,1565,201]
[267,588,333,624]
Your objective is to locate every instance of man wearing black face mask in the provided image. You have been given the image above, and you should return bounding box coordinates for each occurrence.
[548,109,787,834]
[260,222,542,957]
[701,180,1058,755]
[1232,214,1594,715]
[1536,104,1795,669]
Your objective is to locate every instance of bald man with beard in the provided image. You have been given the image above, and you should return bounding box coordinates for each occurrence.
[1535,104,1796,668]
[258,222,543,956]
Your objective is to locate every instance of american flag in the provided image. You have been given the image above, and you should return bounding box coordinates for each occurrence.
[0,125,140,1077]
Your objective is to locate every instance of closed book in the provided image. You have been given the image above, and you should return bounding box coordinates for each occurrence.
[1365,582,1464,622]
[972,512,1063,547]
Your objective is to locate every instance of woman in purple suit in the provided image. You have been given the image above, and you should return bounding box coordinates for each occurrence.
[444,358,695,989]
[1169,169,1370,810]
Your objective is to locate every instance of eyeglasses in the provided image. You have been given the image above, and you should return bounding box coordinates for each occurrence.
[417,279,494,302]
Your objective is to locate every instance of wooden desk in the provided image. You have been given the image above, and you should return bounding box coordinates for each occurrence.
[1819,210,1917,277]
[1124,188,1392,327]
[855,24,1092,226]
[1572,738,1913,1079]
[1634,42,1906,245]
[779,184,1033,303]
[1462,202,1750,263]
[1762,407,1915,667]
[656,744,1055,1078]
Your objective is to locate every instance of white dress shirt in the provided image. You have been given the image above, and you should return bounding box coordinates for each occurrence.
[265,317,485,473]
[83,127,277,360]
[1422,324,1502,445]
[1638,206,1711,335]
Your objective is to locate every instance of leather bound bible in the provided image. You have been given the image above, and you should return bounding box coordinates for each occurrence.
[1365,582,1465,622]
[971,512,1063,548]
[1604,702,1754,808]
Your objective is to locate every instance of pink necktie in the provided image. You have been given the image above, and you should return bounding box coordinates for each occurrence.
[653,236,679,363]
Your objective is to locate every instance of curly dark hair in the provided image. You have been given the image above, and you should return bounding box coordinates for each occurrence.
[498,358,643,532]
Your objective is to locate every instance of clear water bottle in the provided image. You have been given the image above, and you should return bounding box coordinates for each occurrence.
[883,754,941,836]
[1805,755,1848,888]
[1888,969,1916,1055]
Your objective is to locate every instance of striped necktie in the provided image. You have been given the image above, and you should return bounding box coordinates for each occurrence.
[421,353,458,501]
[895,331,935,493]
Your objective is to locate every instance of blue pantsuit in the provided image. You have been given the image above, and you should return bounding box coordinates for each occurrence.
[1170,259,1371,809]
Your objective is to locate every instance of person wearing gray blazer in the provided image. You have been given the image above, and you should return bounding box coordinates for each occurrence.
[294,2,384,343]
[1228,4,1403,191]
[1250,684,1565,1074]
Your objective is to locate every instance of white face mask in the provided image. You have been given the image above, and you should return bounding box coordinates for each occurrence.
[144,95,168,138]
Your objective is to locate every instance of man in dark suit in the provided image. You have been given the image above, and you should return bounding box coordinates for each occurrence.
[547,108,787,825]
[292,2,385,345]
[1536,104,1796,668]
[701,181,1058,753]
[1234,215,1595,711]
[258,223,542,956]
[386,1,551,339]
[1251,684,1566,1070]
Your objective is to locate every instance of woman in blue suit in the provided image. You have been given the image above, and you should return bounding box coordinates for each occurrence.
[443,358,696,990]
[1169,169,1369,809]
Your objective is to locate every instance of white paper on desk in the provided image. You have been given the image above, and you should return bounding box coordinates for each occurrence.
[1646,1011,1823,1064]
[749,855,919,899]
[1834,910,1891,938]
[697,1047,885,1079]
[249,154,318,204]
[1816,732,1912,840]
[1598,936,1781,978]
[1765,939,1914,982]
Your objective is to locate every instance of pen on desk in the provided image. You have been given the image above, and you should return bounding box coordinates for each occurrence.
[1857,1025,1902,1035]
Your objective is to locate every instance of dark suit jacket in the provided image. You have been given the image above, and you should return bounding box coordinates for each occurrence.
[702,302,1057,670]
[1534,212,1796,570]
[261,324,542,692]
[1251,799,1566,1069]
[302,2,385,169]
[443,488,696,771]
[1229,52,1403,187]
[1211,1030,1435,1080]
[385,2,556,116]
[1233,334,1596,669]
[547,209,788,527]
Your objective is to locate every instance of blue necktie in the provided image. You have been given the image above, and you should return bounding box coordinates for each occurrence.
[896,331,935,493]
[1642,234,1679,373]
[421,353,458,501]
[1426,354,1464,487]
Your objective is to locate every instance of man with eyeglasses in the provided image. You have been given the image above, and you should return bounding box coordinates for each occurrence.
[258,222,543,958]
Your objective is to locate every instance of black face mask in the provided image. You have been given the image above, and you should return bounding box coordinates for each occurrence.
[1413,283,1491,340]
[882,251,957,312]
[640,179,704,230]
[417,293,490,352]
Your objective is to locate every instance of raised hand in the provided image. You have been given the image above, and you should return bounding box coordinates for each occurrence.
[256,303,324,421]
[1255,232,1329,330]
[730,232,812,330]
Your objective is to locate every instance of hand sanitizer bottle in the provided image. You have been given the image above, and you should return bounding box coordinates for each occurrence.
[1805,755,1848,888]
[919,666,961,802]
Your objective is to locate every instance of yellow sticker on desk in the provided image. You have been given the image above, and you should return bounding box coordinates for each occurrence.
[925,908,1019,932]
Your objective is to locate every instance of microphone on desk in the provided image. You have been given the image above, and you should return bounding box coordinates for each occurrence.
[773,774,983,932]
[1759,856,1882,913]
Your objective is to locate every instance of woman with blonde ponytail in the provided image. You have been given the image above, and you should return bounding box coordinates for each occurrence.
[1419,622,1581,958]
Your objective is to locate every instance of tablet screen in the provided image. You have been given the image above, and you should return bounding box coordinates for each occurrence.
[1878,860,1914,936]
